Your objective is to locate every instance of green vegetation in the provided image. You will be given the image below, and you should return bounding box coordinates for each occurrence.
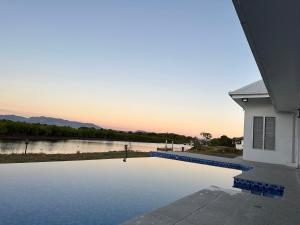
[196,132,234,148]
[0,120,193,144]
[188,145,242,158]
[190,133,240,158]
[209,135,234,147]
[200,132,212,145]
[0,151,150,164]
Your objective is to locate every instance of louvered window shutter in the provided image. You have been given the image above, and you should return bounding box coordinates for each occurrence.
[253,117,263,149]
[264,117,275,150]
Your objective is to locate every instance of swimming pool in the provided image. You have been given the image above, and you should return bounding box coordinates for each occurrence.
[0,157,241,225]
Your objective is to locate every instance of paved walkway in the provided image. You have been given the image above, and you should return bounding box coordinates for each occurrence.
[122,151,300,225]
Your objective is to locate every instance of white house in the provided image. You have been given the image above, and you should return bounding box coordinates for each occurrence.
[230,0,300,168]
[235,140,243,150]
[230,80,297,167]
[232,137,243,150]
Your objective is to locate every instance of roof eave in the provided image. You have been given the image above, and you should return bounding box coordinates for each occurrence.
[232,0,278,110]
[232,0,300,111]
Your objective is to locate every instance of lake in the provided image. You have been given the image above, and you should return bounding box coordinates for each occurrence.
[0,157,241,225]
[0,139,192,154]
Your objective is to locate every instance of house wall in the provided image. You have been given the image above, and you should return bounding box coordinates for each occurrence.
[243,98,294,166]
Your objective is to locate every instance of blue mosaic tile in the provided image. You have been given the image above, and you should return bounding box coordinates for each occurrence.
[150,152,252,171]
[233,177,284,197]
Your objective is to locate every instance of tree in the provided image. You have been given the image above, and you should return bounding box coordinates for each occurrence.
[218,135,234,147]
[200,132,212,145]
[209,135,233,147]
[192,136,202,150]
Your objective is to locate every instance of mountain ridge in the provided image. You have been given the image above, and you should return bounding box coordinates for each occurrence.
[0,115,101,129]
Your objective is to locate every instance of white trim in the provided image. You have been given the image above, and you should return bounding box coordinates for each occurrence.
[292,114,296,163]
[230,94,270,99]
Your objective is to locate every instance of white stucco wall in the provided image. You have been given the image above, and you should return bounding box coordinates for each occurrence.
[243,98,294,166]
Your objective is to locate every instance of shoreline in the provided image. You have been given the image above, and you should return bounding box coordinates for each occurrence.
[0,136,190,145]
[0,151,150,164]
[0,136,137,141]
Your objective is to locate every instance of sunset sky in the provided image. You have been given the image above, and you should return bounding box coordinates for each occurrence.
[0,0,261,137]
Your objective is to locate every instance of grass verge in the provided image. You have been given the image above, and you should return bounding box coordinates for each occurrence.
[0,151,150,164]
[187,146,242,158]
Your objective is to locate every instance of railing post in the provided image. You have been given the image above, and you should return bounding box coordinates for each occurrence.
[123,145,128,162]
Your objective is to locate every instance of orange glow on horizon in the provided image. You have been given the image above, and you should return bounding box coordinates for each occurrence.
[0,102,243,138]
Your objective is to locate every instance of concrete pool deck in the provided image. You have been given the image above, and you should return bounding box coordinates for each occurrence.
[122,151,300,225]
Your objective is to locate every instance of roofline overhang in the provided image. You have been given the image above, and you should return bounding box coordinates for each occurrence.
[232,0,278,109]
[232,0,300,112]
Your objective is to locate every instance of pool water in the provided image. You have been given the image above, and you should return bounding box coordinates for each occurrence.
[0,157,240,225]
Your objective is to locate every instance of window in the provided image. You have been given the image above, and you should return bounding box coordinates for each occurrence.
[264,117,275,150]
[252,116,276,150]
[253,117,264,149]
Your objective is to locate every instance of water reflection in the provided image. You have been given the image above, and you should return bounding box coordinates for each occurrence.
[0,157,241,225]
[0,139,191,154]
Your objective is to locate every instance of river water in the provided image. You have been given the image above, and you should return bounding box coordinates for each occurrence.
[0,139,192,154]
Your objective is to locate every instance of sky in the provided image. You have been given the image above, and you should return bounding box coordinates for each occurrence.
[0,0,261,137]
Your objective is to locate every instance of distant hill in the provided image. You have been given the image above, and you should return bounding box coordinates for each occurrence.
[0,115,101,129]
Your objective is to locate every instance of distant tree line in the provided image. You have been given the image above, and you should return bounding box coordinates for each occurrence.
[0,120,193,144]
[195,132,234,148]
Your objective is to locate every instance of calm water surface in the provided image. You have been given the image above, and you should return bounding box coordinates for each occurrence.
[0,139,191,154]
[0,157,240,225]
